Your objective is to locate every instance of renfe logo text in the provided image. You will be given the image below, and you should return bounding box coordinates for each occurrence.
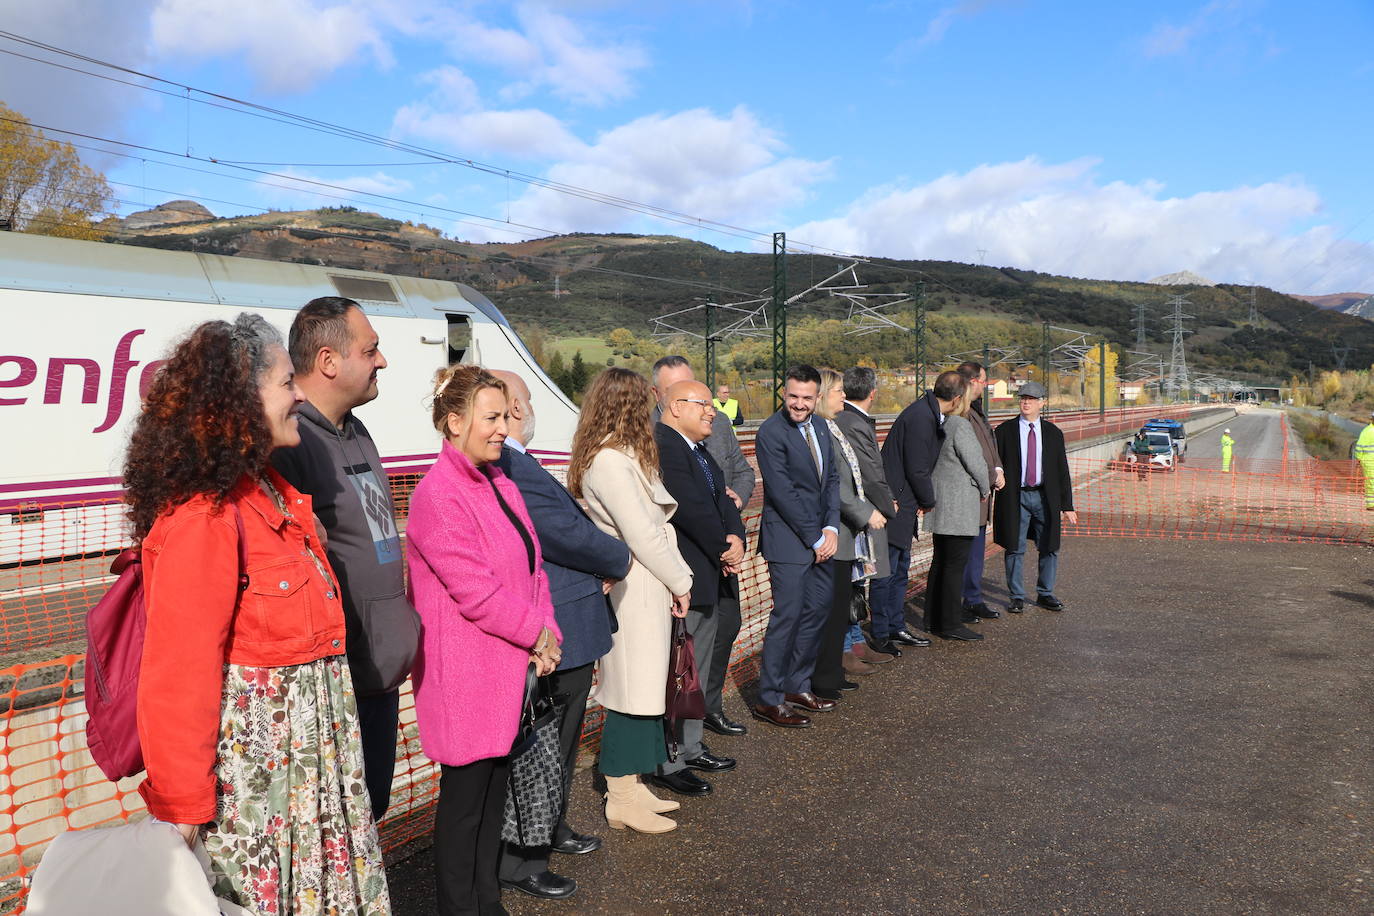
[0,330,166,433]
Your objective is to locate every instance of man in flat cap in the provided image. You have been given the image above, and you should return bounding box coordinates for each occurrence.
[992,381,1077,613]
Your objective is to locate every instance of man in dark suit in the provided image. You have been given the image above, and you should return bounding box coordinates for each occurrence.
[873,380,957,653]
[992,381,1077,613]
[652,355,756,737]
[832,367,899,667]
[646,380,748,796]
[492,371,632,902]
[956,361,1006,622]
[752,365,841,728]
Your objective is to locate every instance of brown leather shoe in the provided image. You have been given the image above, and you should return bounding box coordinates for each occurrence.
[842,652,878,676]
[751,703,812,728]
[851,642,896,664]
[785,691,837,712]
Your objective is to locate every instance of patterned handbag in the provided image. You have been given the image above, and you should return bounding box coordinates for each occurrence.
[501,665,565,848]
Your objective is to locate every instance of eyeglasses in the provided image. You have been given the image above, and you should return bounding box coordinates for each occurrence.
[675,398,714,409]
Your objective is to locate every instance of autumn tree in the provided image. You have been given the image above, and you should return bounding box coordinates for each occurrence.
[0,102,111,239]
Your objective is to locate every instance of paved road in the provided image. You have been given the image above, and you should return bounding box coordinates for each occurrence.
[1186,409,1285,462]
[385,536,1373,915]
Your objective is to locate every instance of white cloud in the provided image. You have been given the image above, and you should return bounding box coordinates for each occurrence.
[787,157,1374,295]
[440,2,647,106]
[1142,0,1249,58]
[0,0,158,145]
[149,0,397,91]
[253,168,414,209]
[503,106,832,235]
[392,65,587,159]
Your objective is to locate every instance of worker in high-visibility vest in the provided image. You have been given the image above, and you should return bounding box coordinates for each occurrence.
[1356,410,1374,510]
[1221,428,1235,472]
[713,384,744,432]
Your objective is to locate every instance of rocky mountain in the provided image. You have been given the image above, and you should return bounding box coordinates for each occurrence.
[1295,292,1374,310]
[122,199,216,231]
[1343,295,1374,321]
[104,201,1374,379]
[1148,270,1216,287]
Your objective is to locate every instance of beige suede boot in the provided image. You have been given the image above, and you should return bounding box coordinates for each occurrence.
[633,777,681,813]
[604,775,677,833]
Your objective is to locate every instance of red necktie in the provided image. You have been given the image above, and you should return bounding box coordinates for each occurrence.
[1025,424,1038,487]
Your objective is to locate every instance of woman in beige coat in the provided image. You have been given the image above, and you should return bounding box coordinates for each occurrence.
[566,368,693,834]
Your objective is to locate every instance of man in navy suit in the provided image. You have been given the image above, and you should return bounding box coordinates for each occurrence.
[646,379,748,796]
[492,371,632,902]
[752,365,842,728]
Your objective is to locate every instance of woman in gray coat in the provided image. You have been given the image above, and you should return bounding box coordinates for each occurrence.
[811,369,888,697]
[926,375,991,641]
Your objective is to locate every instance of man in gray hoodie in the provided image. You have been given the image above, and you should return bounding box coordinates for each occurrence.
[272,296,420,821]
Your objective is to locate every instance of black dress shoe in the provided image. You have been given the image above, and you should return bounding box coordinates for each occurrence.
[501,871,577,900]
[1037,595,1065,611]
[936,626,985,641]
[812,686,844,701]
[551,831,602,856]
[961,610,978,624]
[870,639,902,658]
[837,679,859,692]
[1008,598,1026,613]
[965,602,1001,619]
[702,712,748,736]
[891,628,932,647]
[684,750,736,773]
[645,770,712,796]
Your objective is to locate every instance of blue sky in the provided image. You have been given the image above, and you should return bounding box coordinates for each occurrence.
[3,0,1373,294]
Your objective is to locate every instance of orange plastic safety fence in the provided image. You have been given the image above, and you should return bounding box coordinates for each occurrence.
[2,412,1367,912]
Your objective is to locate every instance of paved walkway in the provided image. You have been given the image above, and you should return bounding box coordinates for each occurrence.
[387,536,1373,915]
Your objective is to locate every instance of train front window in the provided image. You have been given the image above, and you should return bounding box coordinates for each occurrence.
[447,315,472,365]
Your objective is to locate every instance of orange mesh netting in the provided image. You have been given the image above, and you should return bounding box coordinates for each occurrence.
[1,407,1368,911]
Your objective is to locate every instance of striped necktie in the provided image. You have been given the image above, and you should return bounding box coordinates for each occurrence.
[801,422,821,479]
[693,443,717,496]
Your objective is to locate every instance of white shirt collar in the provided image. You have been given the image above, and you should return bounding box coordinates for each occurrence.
[506,437,528,454]
[843,400,870,416]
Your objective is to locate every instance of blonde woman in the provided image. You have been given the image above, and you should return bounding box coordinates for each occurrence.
[565,368,692,834]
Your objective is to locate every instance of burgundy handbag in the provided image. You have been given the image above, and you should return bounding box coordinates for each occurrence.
[664,615,706,761]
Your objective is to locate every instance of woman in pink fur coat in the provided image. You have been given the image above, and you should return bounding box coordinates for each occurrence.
[406,365,561,916]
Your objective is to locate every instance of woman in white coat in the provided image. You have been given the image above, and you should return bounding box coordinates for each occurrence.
[566,368,693,834]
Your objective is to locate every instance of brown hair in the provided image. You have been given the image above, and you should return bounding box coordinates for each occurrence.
[814,367,843,420]
[566,368,658,497]
[123,313,282,541]
[431,364,507,443]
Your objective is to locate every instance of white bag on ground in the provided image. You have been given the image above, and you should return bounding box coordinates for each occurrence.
[27,818,251,916]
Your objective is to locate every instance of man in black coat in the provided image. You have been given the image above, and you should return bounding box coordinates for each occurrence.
[992,381,1077,613]
[646,380,748,796]
[493,371,632,902]
[872,381,960,652]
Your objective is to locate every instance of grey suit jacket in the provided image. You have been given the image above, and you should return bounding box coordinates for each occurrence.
[834,403,895,520]
[926,414,991,537]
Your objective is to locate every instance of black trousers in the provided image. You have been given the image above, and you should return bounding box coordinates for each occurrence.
[706,594,741,715]
[811,559,854,692]
[498,662,595,881]
[927,534,974,635]
[355,689,400,822]
[435,756,511,916]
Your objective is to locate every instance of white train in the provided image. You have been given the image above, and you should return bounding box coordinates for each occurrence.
[0,232,578,565]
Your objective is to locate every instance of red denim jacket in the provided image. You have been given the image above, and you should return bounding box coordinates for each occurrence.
[136,469,347,823]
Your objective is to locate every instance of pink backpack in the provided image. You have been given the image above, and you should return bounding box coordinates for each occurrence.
[84,507,246,781]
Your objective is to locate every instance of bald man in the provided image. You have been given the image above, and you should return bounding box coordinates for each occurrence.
[492,370,631,900]
[651,355,755,736]
[645,380,748,796]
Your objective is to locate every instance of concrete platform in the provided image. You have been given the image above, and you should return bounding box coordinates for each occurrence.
[386,536,1374,915]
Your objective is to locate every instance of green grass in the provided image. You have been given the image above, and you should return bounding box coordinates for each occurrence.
[549,337,614,363]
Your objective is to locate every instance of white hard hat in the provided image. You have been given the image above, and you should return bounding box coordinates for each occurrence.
[1224,428,1230,433]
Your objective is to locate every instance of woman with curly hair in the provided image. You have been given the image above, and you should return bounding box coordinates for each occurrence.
[405,364,560,916]
[566,368,692,834]
[125,313,390,915]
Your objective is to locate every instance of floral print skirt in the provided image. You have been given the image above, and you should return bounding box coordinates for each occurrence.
[203,657,391,916]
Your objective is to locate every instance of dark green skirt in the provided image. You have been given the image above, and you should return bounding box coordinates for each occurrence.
[598,710,668,777]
